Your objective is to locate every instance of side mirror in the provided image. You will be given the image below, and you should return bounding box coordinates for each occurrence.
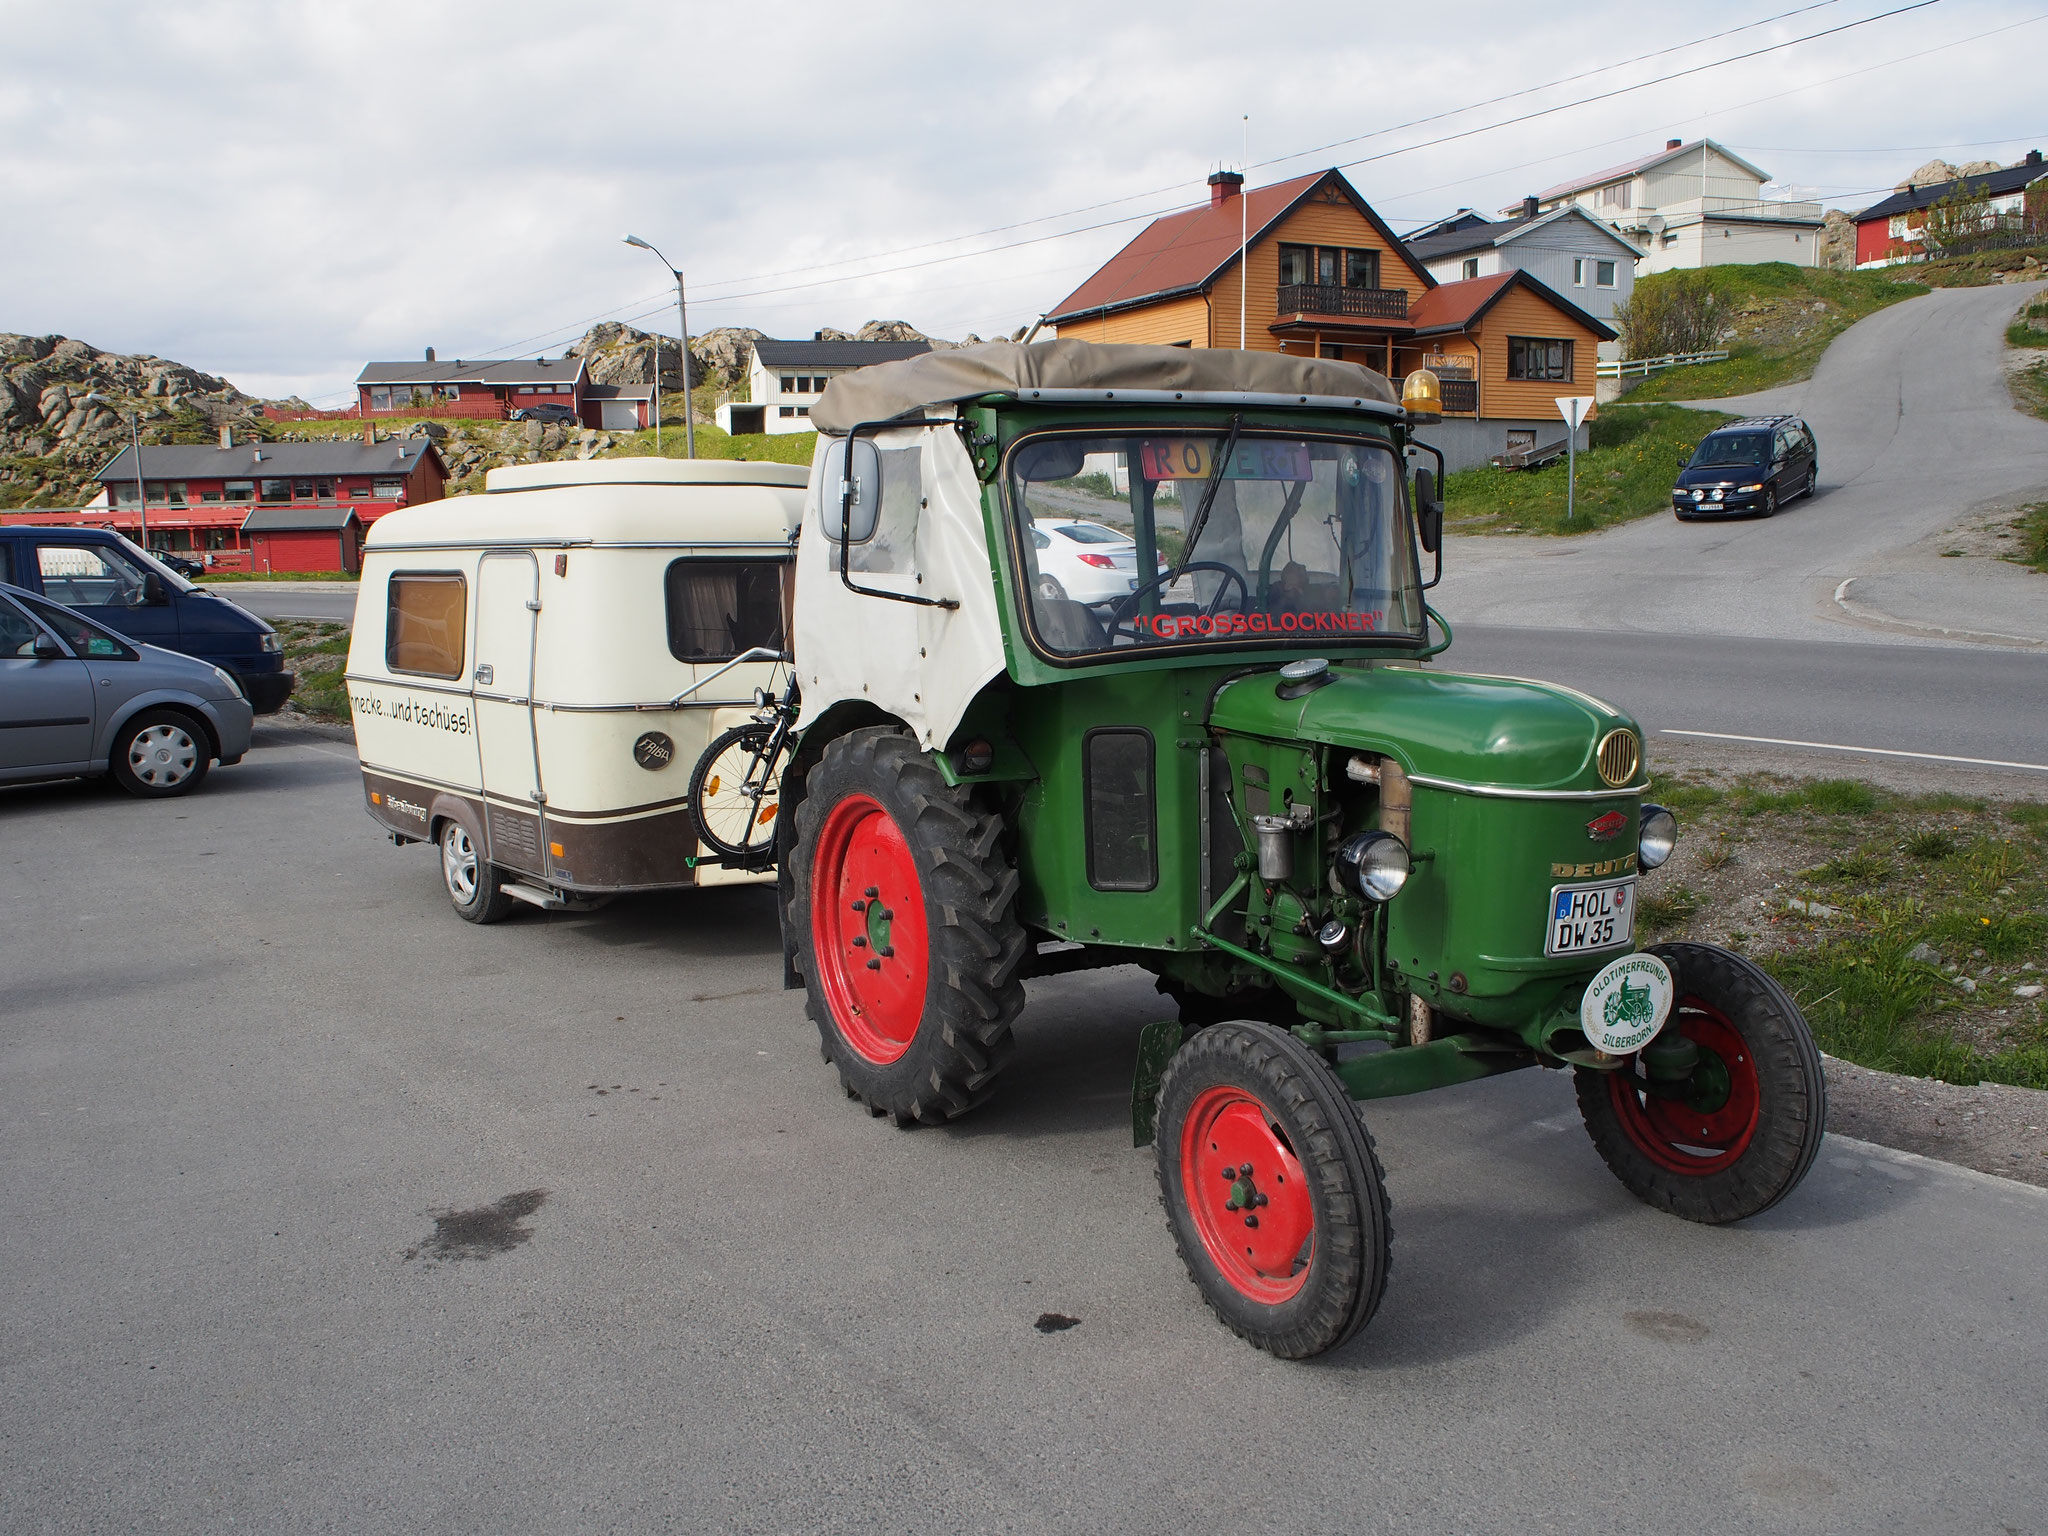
[142,573,167,605]
[1413,467,1442,555]
[32,634,66,659]
[819,437,882,543]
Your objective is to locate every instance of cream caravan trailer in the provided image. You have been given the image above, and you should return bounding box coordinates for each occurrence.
[346,458,803,921]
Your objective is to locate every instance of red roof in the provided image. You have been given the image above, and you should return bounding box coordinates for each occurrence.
[1406,271,1517,332]
[1405,269,1617,341]
[1048,170,1426,323]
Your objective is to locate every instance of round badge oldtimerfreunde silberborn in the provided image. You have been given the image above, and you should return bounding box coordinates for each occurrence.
[1580,951,1675,1054]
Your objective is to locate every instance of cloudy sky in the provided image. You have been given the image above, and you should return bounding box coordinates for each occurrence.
[3,0,2041,404]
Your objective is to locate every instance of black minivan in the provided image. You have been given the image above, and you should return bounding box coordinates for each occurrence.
[1672,415,1819,520]
[0,526,295,712]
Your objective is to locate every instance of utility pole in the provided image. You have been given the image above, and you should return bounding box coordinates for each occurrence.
[1239,115,1249,350]
[624,235,696,457]
[86,392,147,548]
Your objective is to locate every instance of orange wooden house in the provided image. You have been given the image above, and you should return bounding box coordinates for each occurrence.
[1045,168,1616,469]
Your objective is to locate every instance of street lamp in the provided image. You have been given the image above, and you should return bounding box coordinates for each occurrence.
[85,393,147,550]
[622,235,695,459]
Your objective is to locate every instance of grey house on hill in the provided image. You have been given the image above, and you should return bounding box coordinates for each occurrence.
[1405,203,1641,361]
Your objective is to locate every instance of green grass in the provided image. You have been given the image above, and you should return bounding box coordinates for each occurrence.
[1914,243,2048,288]
[2006,297,2048,347]
[1445,404,1734,536]
[2011,364,2048,425]
[601,421,816,466]
[1654,770,2048,1089]
[275,620,351,719]
[1621,263,1928,403]
[2009,503,2048,571]
[200,570,358,583]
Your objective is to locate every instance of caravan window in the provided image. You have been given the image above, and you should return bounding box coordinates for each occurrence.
[386,572,467,679]
[665,559,787,663]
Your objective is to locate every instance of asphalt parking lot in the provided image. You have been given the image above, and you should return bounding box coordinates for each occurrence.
[4,724,2046,1535]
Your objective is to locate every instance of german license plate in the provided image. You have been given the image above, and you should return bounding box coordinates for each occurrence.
[1546,879,1636,956]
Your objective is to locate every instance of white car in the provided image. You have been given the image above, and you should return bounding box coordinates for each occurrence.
[1026,520,1165,606]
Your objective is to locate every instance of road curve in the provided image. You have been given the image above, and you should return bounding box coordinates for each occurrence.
[1434,281,2048,644]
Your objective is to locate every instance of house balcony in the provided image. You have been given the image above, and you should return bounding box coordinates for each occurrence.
[1439,378,1478,415]
[1275,284,1410,321]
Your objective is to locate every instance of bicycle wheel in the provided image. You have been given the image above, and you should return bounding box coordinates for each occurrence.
[689,723,783,862]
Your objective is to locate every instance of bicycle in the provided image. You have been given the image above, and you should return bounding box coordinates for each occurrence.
[687,668,800,867]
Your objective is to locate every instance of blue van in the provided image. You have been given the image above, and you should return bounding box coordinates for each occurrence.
[0,526,294,713]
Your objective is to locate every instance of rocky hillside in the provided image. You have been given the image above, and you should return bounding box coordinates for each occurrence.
[571,316,1006,398]
[0,333,298,506]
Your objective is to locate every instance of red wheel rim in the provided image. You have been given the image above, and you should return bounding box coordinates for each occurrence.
[1608,997,1761,1175]
[809,794,929,1065]
[1179,1086,1316,1305]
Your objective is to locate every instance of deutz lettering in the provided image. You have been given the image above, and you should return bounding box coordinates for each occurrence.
[1552,854,1637,877]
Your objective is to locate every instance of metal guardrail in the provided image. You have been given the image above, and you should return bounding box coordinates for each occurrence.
[1597,350,1730,379]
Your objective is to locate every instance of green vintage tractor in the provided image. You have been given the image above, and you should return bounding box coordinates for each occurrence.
[769,341,1825,1359]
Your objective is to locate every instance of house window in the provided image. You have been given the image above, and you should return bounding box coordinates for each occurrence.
[1573,258,1586,286]
[369,387,392,410]
[385,572,466,680]
[372,478,404,499]
[779,406,797,418]
[1342,249,1379,288]
[222,481,254,502]
[1507,337,1574,382]
[781,375,798,394]
[1595,260,1616,288]
[1598,181,1632,210]
[796,406,810,417]
[1462,257,1479,280]
[260,478,291,503]
[317,478,335,499]
[293,479,315,499]
[440,385,460,402]
[1277,243,1311,286]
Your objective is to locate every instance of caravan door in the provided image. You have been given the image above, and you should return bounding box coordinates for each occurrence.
[471,551,546,876]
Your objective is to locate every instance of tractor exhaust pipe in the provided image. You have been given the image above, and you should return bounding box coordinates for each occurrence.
[1350,754,1427,1041]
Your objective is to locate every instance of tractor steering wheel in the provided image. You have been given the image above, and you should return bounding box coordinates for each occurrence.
[1104,562,1249,640]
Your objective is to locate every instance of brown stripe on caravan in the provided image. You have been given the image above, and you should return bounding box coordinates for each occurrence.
[541,803,704,889]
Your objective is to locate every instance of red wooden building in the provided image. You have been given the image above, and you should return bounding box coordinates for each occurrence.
[0,430,448,574]
[356,350,590,423]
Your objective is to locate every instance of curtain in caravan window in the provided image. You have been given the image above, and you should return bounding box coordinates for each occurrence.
[386,572,467,678]
[664,559,787,662]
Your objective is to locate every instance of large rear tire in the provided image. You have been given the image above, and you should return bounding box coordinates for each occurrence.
[1156,1021,1392,1359]
[791,727,1026,1125]
[1575,941,1825,1224]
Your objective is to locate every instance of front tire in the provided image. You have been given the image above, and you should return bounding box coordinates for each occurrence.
[791,727,1026,1125]
[1157,1021,1392,1359]
[1575,941,1825,1224]
[441,820,515,924]
[110,709,210,798]
[1758,487,1778,519]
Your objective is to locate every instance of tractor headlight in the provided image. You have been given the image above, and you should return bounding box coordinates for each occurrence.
[1638,804,1677,870]
[1333,831,1411,903]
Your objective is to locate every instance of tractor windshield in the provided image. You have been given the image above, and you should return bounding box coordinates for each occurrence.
[1005,430,1424,659]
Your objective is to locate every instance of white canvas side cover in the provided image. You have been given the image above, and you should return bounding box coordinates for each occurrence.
[793,419,1005,751]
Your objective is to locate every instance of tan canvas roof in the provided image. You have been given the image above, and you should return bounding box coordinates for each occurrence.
[810,339,1398,435]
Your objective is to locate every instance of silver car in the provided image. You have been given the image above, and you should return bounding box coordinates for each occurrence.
[0,580,253,798]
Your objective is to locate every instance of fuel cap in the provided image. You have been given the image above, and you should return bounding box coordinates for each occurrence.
[1276,657,1335,699]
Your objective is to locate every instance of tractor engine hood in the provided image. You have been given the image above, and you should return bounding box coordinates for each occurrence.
[1210,664,1641,792]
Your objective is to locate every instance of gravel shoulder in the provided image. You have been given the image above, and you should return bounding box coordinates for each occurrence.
[1825,1054,2048,1189]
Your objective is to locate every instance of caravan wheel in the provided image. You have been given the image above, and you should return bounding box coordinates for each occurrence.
[441,821,515,925]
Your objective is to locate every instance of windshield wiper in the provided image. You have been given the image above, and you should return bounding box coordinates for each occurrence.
[1169,413,1242,585]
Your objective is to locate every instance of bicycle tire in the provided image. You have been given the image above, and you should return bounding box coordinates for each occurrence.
[689,723,784,862]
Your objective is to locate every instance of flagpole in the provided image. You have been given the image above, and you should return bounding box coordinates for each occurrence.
[1239,115,1249,351]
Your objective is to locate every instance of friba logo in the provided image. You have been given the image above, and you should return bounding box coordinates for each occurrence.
[633,731,675,770]
[1579,952,1674,1055]
[1586,810,1628,843]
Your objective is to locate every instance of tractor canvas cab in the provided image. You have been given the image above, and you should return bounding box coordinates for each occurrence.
[773,340,1825,1359]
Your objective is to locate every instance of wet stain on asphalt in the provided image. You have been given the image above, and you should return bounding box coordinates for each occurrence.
[406,1189,548,1262]
[1033,1313,1081,1334]
[1624,1309,1709,1343]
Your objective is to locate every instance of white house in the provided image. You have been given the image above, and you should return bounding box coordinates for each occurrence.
[716,337,934,436]
[1405,203,1642,361]
[1527,138,1822,275]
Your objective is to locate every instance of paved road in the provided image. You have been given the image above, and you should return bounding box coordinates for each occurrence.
[4,730,2045,1534]
[1451,623,2048,775]
[209,584,358,623]
[1437,281,2048,644]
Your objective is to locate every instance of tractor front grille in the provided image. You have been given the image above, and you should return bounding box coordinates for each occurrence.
[1597,729,1641,788]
